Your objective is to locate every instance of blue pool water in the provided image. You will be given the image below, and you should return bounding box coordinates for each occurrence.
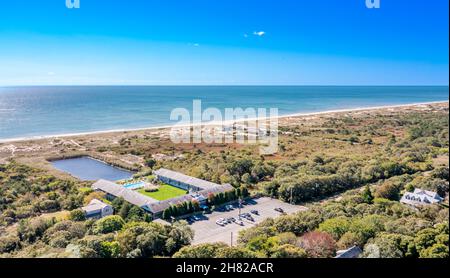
[123,181,147,190]
[51,156,134,181]
[0,86,448,140]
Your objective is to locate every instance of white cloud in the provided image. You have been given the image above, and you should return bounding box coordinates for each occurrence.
[253,31,266,37]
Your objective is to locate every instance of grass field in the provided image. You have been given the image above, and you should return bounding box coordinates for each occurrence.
[137,184,187,200]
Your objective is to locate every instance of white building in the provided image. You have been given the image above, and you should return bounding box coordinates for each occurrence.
[335,246,362,258]
[400,189,444,207]
[82,199,114,219]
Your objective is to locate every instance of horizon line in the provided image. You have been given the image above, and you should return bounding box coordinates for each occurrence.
[1,84,449,88]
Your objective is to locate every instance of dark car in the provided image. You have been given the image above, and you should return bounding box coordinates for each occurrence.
[274,208,284,213]
[204,209,212,214]
[192,215,201,221]
[186,217,195,223]
[250,210,259,215]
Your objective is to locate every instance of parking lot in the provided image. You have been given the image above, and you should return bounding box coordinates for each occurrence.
[190,197,308,246]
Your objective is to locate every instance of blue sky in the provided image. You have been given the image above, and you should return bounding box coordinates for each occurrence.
[0,0,448,85]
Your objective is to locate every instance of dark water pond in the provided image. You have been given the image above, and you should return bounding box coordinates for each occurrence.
[51,156,133,181]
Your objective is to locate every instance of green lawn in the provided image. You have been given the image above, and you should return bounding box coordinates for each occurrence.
[137,184,187,201]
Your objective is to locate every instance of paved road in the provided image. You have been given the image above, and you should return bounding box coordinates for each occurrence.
[190,197,308,246]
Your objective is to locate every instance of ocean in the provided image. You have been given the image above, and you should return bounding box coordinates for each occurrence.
[0,86,448,141]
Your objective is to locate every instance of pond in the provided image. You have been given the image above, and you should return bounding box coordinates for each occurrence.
[51,156,134,181]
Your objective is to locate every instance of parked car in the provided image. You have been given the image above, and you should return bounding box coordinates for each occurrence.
[186,217,194,223]
[250,210,259,215]
[228,217,236,223]
[192,215,201,221]
[201,206,211,214]
[216,218,226,226]
[240,213,250,218]
[274,208,284,213]
[236,221,244,226]
[225,205,234,211]
[215,220,225,226]
[203,208,212,214]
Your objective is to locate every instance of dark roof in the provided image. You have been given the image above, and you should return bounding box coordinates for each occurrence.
[92,179,158,207]
[153,168,219,190]
[198,184,234,198]
[93,179,235,215]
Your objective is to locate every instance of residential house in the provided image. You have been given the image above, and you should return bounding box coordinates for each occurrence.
[400,188,444,207]
[82,199,113,219]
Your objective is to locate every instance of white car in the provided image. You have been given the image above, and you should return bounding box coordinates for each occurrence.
[225,205,234,211]
[215,220,224,226]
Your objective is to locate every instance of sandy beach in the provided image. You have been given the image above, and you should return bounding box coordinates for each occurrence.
[0,100,448,175]
[1,100,448,144]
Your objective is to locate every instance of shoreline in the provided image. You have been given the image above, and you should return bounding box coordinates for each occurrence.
[0,100,448,144]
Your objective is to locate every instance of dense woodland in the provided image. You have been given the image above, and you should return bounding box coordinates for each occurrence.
[0,108,448,258]
[175,183,448,258]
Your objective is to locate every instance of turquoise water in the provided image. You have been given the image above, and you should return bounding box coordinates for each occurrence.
[123,181,147,190]
[51,157,133,181]
[0,86,448,140]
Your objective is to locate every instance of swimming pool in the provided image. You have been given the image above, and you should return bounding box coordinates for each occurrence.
[123,181,147,190]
